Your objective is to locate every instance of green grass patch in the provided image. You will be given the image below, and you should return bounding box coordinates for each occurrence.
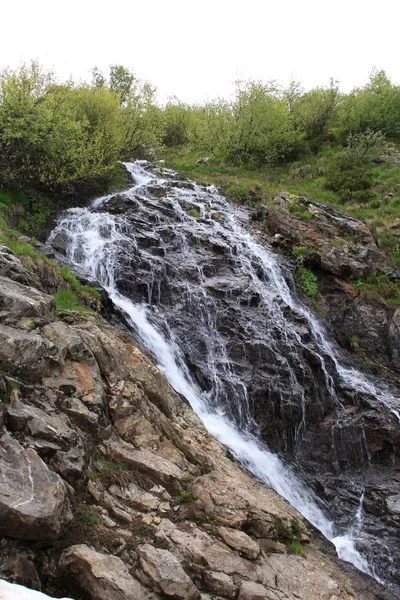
[54,290,93,312]
[296,267,318,297]
[287,540,305,555]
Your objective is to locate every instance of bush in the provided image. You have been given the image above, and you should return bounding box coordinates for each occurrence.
[324,162,374,203]
[296,267,318,297]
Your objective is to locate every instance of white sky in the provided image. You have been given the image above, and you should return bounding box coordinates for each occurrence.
[2,0,399,103]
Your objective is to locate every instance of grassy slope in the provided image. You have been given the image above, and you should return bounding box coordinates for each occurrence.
[0,214,100,312]
[162,145,400,268]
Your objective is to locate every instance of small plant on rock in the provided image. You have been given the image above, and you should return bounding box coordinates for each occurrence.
[296,267,318,297]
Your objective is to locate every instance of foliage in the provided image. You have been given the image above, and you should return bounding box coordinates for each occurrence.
[296,267,318,297]
[54,289,92,312]
[287,540,305,555]
[352,274,400,305]
[0,62,162,191]
[176,490,191,503]
[292,246,308,262]
[324,161,375,203]
[337,70,400,138]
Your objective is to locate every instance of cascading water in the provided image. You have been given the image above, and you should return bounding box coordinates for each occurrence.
[48,161,400,591]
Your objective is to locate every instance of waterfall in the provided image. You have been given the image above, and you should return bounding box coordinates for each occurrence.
[48,160,399,588]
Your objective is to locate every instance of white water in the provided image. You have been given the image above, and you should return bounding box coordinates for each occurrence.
[48,160,397,584]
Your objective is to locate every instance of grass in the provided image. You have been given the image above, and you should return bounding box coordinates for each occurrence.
[54,290,93,312]
[75,506,100,527]
[351,274,400,305]
[287,540,305,555]
[0,213,100,307]
[162,145,400,265]
[176,490,191,503]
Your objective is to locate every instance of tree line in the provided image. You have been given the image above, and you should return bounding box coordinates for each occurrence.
[1,62,399,193]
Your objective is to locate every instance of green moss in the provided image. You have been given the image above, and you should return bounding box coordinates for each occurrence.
[188,208,201,218]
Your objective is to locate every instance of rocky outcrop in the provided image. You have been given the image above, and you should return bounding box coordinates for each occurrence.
[0,243,392,600]
[260,193,400,373]
[0,434,72,540]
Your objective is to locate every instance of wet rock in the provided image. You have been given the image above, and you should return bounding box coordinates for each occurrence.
[50,231,69,255]
[137,544,199,599]
[218,527,260,559]
[102,194,139,214]
[0,434,72,540]
[60,544,154,600]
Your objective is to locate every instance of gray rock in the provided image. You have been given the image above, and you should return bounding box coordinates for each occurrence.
[203,571,235,597]
[0,244,38,286]
[137,544,199,599]
[218,527,260,559]
[60,544,154,600]
[0,276,54,325]
[0,434,72,540]
[0,323,56,381]
[238,581,278,600]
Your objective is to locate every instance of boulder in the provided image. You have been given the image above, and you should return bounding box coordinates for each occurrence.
[0,244,38,287]
[0,556,41,590]
[238,581,278,600]
[0,277,54,326]
[60,544,154,600]
[5,400,76,446]
[218,527,260,559]
[203,571,235,597]
[105,438,185,489]
[137,544,199,599]
[0,324,56,381]
[0,434,72,540]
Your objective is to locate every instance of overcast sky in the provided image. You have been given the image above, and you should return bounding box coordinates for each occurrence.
[3,0,399,103]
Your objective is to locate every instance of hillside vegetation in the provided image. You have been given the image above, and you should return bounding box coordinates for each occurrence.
[1,62,400,268]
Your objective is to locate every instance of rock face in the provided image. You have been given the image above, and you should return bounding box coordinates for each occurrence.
[0,211,396,599]
[0,434,71,540]
[261,193,400,372]
[60,545,153,600]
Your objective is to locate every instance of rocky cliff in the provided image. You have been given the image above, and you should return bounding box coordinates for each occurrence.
[0,241,395,600]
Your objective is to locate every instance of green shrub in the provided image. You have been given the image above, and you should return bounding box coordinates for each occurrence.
[188,208,200,218]
[324,162,374,203]
[296,267,318,297]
